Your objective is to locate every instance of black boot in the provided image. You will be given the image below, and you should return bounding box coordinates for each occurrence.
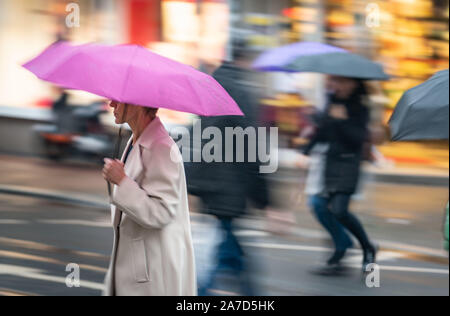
[311,263,350,277]
[311,249,350,277]
[362,245,378,272]
[327,250,347,266]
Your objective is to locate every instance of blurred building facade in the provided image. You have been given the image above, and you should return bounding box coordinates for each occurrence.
[0,0,448,168]
[1,0,448,106]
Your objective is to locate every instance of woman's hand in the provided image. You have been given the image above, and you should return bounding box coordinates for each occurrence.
[329,104,349,120]
[296,154,311,169]
[103,158,127,185]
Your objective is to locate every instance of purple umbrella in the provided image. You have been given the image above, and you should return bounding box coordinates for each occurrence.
[23,41,243,117]
[253,42,348,72]
[253,42,389,80]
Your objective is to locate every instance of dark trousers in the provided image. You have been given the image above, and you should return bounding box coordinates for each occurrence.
[329,193,373,251]
[199,217,254,296]
[309,195,353,251]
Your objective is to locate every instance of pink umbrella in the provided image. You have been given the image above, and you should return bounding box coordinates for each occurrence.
[23,41,243,116]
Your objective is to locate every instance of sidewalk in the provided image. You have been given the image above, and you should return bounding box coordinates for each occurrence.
[277,148,449,186]
[0,155,108,202]
[1,154,448,207]
[0,155,107,207]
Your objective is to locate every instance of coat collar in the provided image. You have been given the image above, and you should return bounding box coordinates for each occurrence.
[119,116,165,180]
[112,117,167,227]
[134,116,166,150]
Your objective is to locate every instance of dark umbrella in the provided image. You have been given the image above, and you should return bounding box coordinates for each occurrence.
[253,42,346,72]
[389,69,449,141]
[253,42,389,81]
[284,52,389,80]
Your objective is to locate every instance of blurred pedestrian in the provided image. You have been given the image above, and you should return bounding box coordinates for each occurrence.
[301,76,377,273]
[51,87,73,133]
[102,102,197,296]
[187,50,269,296]
[299,142,354,275]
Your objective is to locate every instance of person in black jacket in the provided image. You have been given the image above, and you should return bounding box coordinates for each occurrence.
[186,59,269,295]
[302,76,377,273]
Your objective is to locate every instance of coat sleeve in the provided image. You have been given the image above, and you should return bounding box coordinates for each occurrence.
[332,107,370,150]
[112,141,182,229]
[303,116,332,156]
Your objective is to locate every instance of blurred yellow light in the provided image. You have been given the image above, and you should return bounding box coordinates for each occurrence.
[162,2,199,43]
[245,15,277,26]
[198,2,230,63]
[327,10,355,26]
[248,35,278,48]
[261,94,310,108]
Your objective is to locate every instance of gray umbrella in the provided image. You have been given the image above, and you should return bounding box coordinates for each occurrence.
[389,69,449,141]
[283,52,390,80]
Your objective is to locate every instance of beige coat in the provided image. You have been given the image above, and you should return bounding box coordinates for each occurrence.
[103,117,197,296]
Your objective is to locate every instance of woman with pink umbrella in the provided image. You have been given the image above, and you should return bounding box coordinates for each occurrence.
[100,101,197,296]
[23,41,243,296]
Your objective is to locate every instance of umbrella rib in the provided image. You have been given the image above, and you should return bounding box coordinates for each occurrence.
[119,45,140,104]
[29,43,81,83]
[184,76,207,116]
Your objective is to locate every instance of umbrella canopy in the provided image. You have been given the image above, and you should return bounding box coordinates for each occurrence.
[253,42,389,80]
[23,41,243,117]
[284,52,389,80]
[389,69,449,141]
[253,42,347,72]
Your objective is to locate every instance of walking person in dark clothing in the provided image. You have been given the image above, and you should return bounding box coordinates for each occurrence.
[301,75,377,273]
[186,55,269,295]
[300,142,354,273]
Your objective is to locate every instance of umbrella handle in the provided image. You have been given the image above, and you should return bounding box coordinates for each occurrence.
[107,181,112,201]
[106,126,122,201]
[106,106,127,200]
[114,126,124,160]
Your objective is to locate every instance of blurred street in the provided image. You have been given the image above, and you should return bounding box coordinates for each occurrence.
[0,155,448,296]
[0,0,448,298]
